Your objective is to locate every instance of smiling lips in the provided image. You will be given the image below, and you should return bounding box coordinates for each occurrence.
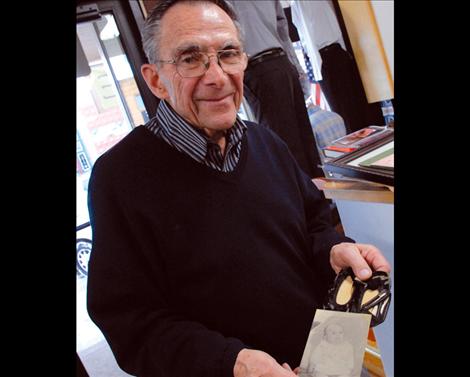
[198,93,234,103]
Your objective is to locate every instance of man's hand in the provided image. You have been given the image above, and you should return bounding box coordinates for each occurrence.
[233,349,297,377]
[330,242,391,280]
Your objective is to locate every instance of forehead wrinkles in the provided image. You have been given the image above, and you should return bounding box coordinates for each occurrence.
[159,3,239,53]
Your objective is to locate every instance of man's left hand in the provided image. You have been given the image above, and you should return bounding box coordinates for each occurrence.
[330,242,391,280]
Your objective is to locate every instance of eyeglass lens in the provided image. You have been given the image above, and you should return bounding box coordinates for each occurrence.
[176,50,246,77]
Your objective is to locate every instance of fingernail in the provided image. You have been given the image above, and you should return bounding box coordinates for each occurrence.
[359,269,371,279]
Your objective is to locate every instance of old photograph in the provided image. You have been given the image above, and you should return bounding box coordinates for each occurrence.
[298,309,371,377]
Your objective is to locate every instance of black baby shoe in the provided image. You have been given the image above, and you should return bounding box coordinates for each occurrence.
[324,267,357,312]
[324,267,392,327]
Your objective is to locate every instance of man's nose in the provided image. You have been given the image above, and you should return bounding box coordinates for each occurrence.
[202,55,227,85]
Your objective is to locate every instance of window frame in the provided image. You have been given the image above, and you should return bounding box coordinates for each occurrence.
[77,0,159,119]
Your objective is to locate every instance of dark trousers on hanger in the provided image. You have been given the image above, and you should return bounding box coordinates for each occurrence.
[319,43,370,133]
[243,53,323,178]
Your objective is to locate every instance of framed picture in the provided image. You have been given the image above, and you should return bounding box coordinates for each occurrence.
[357,141,394,170]
[323,133,394,186]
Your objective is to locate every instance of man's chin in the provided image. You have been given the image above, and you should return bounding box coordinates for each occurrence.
[201,115,237,132]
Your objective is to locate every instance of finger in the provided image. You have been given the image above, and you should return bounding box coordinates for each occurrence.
[356,244,391,273]
[277,362,296,376]
[332,243,373,280]
[282,362,292,371]
[349,256,373,281]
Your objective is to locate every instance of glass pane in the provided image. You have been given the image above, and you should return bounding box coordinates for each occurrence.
[77,13,142,377]
[76,13,149,229]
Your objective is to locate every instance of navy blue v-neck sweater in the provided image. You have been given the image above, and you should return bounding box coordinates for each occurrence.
[87,122,352,377]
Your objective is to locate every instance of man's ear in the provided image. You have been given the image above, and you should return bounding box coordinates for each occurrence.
[141,64,169,100]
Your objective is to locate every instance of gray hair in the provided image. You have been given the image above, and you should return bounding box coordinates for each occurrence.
[141,0,244,65]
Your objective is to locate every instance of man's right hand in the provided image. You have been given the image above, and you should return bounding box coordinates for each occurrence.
[233,349,297,376]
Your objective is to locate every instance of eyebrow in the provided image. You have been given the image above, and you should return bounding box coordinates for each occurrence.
[174,41,242,56]
[174,44,201,56]
[220,40,242,50]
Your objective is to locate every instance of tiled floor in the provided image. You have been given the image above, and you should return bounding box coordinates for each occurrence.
[79,340,134,377]
[76,276,103,352]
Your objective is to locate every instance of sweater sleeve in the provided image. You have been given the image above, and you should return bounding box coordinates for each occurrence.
[295,165,355,289]
[86,159,246,377]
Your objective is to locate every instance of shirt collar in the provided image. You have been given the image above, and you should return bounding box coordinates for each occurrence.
[155,100,247,162]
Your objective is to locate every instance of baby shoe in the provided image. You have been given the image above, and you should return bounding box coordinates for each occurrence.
[324,267,392,327]
[324,267,357,312]
[352,270,391,327]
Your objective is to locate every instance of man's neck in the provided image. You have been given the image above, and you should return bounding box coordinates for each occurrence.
[204,129,227,155]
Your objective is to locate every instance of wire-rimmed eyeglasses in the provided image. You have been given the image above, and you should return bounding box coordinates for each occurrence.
[156,49,248,78]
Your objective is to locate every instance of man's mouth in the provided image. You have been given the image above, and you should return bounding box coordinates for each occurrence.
[198,93,233,102]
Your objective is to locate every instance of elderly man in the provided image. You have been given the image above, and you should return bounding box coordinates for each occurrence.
[86,1,391,377]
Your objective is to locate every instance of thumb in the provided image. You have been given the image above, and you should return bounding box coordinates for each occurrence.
[348,247,372,281]
[353,243,391,279]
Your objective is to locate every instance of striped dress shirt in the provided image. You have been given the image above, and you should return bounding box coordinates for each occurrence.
[145,100,247,172]
[307,105,346,149]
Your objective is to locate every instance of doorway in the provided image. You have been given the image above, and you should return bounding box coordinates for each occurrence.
[76,4,149,375]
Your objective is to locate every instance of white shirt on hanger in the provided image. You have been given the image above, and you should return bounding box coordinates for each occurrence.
[290,0,346,81]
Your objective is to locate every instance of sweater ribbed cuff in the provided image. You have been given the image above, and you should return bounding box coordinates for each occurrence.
[220,339,246,377]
